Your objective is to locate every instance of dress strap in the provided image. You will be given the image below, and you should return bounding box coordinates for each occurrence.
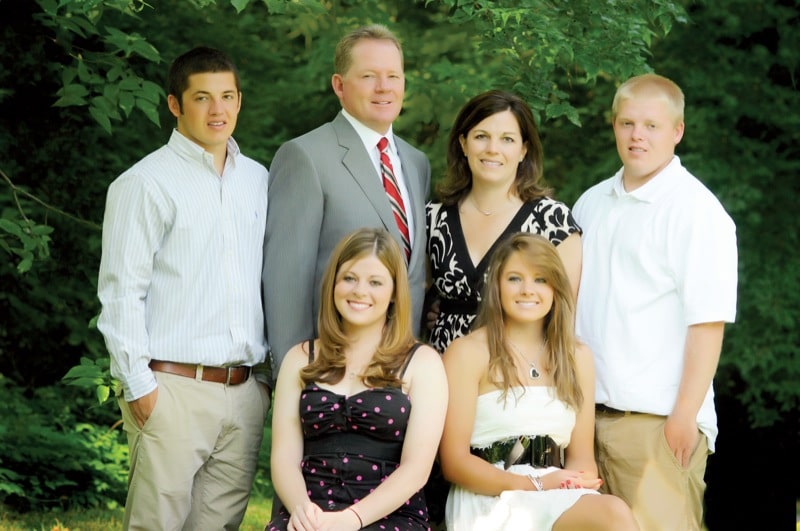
[307,338,315,363]
[398,342,423,379]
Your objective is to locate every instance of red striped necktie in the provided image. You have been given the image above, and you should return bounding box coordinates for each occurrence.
[378,137,411,261]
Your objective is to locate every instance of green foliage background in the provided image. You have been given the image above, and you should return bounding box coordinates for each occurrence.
[0,0,796,527]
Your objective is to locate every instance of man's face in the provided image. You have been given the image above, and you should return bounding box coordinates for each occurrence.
[332,39,404,135]
[168,72,241,157]
[613,95,684,191]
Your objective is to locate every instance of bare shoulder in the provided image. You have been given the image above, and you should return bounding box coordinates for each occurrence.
[411,343,443,364]
[281,341,312,373]
[405,343,445,380]
[573,341,595,373]
[574,341,593,361]
[405,344,447,398]
[443,328,490,370]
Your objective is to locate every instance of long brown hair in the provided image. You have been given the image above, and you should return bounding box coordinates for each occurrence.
[436,89,549,205]
[475,233,582,409]
[300,228,416,387]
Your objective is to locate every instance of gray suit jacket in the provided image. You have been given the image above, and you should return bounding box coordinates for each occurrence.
[263,112,431,375]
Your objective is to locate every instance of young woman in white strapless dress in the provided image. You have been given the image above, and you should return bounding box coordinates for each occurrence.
[439,233,639,531]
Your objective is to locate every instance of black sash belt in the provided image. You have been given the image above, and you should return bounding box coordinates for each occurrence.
[304,432,402,463]
[471,435,564,469]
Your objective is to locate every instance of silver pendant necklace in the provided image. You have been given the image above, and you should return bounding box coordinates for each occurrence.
[509,340,547,380]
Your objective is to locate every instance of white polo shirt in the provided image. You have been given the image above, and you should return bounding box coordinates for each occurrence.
[574,156,737,450]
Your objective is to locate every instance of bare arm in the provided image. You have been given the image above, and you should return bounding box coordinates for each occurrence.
[556,232,582,303]
[666,321,725,467]
[270,345,316,520]
[563,343,601,487]
[439,334,534,495]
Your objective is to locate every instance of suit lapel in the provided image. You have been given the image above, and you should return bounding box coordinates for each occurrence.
[333,113,401,238]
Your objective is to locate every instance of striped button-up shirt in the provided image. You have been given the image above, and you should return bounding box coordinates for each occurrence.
[98,130,268,401]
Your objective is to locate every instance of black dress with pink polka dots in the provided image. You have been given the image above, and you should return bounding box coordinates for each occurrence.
[267,344,430,531]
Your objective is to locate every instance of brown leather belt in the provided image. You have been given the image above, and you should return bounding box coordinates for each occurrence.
[595,403,643,416]
[149,360,252,386]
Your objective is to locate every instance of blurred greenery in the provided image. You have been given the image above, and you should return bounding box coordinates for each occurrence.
[0,0,796,528]
[0,493,272,530]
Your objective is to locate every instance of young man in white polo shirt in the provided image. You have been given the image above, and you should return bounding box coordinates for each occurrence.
[573,73,737,531]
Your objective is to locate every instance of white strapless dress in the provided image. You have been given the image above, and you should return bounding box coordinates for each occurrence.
[445,387,598,530]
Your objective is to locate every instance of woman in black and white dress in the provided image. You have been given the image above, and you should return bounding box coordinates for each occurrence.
[426,89,582,354]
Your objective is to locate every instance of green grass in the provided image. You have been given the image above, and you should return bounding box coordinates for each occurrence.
[0,496,272,531]
[3,498,799,530]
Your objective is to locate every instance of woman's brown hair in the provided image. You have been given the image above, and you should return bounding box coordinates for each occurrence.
[475,232,582,409]
[300,228,416,388]
[436,89,550,206]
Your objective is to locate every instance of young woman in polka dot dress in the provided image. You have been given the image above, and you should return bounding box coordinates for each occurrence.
[267,228,448,531]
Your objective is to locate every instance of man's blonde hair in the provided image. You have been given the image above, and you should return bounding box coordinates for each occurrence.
[334,24,403,75]
[612,73,684,124]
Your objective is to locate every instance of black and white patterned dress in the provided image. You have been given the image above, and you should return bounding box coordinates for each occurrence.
[425,198,581,353]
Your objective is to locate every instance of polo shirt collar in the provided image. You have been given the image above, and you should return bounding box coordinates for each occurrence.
[610,155,681,203]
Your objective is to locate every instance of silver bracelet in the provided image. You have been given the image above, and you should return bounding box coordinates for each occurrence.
[527,473,544,491]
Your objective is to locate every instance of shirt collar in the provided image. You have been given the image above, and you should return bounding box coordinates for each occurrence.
[610,155,681,203]
[167,129,241,168]
[341,109,396,154]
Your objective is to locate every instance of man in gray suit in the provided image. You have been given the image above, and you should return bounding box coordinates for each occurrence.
[263,24,431,377]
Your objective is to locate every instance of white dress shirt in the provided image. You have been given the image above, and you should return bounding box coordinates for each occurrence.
[340,109,416,246]
[97,130,268,401]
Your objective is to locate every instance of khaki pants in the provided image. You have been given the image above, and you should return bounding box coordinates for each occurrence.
[118,371,270,531]
[595,412,709,531]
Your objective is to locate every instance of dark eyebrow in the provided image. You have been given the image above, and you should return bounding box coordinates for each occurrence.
[471,129,520,136]
[191,90,238,96]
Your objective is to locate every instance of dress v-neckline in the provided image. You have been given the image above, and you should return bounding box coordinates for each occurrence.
[449,201,533,275]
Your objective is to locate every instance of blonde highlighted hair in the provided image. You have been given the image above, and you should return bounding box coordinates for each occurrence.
[300,228,416,387]
[475,233,582,409]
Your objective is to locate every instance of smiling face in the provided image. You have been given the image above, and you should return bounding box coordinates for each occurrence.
[459,109,527,190]
[168,71,241,160]
[498,251,554,325]
[613,95,684,191]
[333,253,395,330]
[331,38,404,135]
